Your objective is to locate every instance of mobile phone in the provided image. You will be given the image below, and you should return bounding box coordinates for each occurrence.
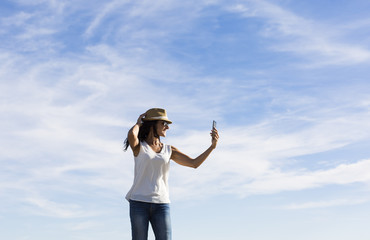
[212,120,217,129]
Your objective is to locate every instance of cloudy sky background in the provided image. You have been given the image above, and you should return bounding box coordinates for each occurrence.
[1,0,370,239]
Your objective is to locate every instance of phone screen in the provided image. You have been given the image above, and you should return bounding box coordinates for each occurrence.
[212,120,217,129]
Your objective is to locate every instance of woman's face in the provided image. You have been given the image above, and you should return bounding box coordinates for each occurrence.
[156,120,170,137]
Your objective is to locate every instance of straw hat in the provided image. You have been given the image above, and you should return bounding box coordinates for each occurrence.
[143,108,172,124]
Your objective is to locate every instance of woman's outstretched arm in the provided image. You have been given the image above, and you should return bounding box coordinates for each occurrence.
[171,128,219,169]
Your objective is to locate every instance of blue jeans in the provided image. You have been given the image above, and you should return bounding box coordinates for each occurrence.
[129,200,172,240]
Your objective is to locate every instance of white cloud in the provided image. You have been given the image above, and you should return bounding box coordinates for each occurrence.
[167,107,370,200]
[24,196,101,218]
[0,11,34,27]
[0,40,230,218]
[283,198,369,210]
[70,220,101,231]
[242,159,370,195]
[1,1,370,228]
[227,0,370,66]
[84,0,128,38]
[3,43,370,208]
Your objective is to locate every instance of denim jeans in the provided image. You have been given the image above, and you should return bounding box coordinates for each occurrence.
[129,200,172,240]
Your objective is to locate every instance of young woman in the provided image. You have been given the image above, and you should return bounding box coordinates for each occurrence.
[124,108,219,240]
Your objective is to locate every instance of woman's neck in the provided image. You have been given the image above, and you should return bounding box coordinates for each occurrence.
[145,131,160,145]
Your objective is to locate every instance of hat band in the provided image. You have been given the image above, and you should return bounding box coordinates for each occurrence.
[148,116,168,120]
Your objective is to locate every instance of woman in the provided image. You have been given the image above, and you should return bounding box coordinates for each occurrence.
[124,108,219,240]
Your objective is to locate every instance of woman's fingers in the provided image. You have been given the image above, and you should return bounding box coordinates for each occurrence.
[137,113,146,124]
[210,129,219,139]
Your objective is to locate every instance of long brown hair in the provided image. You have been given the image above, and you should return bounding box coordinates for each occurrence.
[123,121,159,151]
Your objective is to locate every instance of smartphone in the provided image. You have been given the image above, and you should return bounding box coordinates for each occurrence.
[212,120,217,129]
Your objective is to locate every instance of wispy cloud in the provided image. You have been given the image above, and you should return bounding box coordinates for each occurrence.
[1,3,370,237]
[24,197,101,218]
[227,0,370,66]
[2,39,370,210]
[241,159,370,196]
[167,103,370,199]
[0,38,229,220]
[84,0,128,38]
[283,198,369,210]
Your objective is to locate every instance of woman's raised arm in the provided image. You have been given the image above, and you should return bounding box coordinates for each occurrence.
[171,128,219,168]
[127,113,146,156]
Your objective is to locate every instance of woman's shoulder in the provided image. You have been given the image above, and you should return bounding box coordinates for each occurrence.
[162,143,172,154]
[170,145,177,151]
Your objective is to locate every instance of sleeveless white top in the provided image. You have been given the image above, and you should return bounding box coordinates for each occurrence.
[126,141,172,203]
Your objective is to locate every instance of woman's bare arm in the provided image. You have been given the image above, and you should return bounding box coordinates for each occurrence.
[171,128,219,168]
[127,113,146,156]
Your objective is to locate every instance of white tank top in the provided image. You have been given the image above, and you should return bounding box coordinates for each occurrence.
[126,141,172,203]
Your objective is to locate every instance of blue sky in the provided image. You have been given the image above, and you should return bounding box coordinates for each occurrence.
[1,0,370,239]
